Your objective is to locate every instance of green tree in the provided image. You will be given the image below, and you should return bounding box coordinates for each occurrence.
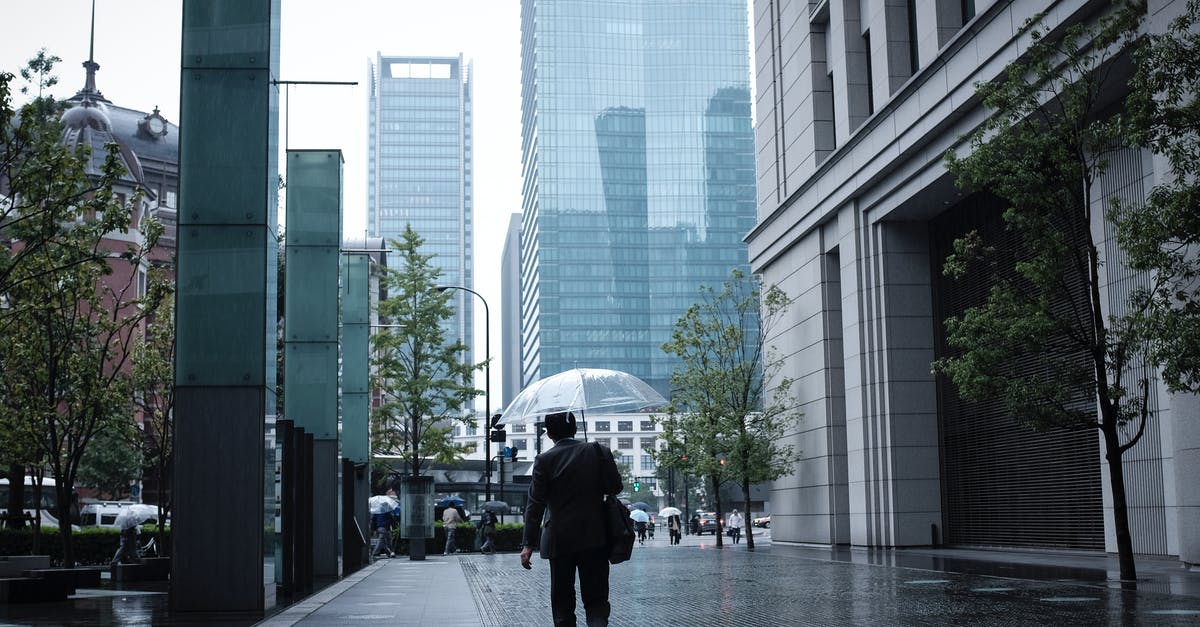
[0,54,171,566]
[370,226,481,478]
[657,269,800,550]
[934,5,1147,581]
[132,294,175,553]
[1118,0,1200,393]
[77,425,144,499]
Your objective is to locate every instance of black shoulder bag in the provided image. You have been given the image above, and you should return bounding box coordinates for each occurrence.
[594,442,635,564]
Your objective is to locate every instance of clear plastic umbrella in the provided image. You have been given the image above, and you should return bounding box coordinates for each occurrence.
[369,495,399,514]
[658,506,682,518]
[114,504,158,529]
[498,368,666,425]
[629,509,651,523]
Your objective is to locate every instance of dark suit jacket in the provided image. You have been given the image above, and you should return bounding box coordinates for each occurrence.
[521,438,622,559]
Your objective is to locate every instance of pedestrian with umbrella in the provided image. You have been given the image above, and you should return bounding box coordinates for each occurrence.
[369,491,399,559]
[498,368,666,436]
[479,501,506,554]
[629,508,651,545]
[659,507,683,545]
[110,504,156,567]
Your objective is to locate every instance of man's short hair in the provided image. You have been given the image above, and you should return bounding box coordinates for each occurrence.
[543,411,578,440]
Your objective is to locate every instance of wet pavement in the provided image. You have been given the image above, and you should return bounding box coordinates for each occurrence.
[3,530,1200,625]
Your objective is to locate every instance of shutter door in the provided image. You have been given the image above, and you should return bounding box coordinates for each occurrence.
[930,193,1104,550]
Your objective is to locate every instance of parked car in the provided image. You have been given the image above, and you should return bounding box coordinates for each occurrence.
[695,511,721,534]
[753,514,771,528]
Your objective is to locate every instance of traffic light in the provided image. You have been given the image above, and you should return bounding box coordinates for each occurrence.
[633,479,641,492]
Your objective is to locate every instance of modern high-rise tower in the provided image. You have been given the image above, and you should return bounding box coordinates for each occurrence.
[367,54,474,364]
[518,1,757,395]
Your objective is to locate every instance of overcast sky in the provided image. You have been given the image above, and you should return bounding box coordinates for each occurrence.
[2,0,523,402]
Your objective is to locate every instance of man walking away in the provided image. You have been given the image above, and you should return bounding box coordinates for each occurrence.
[443,505,464,554]
[520,411,623,627]
[480,510,498,554]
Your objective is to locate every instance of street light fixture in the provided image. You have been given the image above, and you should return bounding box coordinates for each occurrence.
[435,284,493,501]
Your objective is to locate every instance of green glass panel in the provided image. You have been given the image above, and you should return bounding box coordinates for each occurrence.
[341,400,369,463]
[340,255,370,324]
[266,232,279,395]
[284,342,338,439]
[179,69,269,226]
[284,247,338,341]
[341,326,368,395]
[176,226,267,386]
[285,151,343,246]
[182,0,272,69]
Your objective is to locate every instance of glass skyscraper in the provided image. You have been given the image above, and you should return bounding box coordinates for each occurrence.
[367,54,474,363]
[519,1,757,395]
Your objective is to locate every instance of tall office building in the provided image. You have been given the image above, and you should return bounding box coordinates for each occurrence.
[367,54,474,364]
[518,0,757,395]
[748,0,1199,568]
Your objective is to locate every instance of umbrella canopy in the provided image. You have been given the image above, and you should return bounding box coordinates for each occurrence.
[436,495,466,508]
[498,368,666,425]
[481,501,509,514]
[658,506,682,518]
[630,502,650,511]
[369,495,399,514]
[629,509,651,523]
[114,504,157,530]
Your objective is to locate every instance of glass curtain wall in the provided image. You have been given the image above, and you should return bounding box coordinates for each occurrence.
[519,0,757,394]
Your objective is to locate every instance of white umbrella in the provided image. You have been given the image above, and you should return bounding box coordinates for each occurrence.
[368,495,399,514]
[658,506,682,518]
[498,368,666,425]
[629,509,651,523]
[114,504,158,530]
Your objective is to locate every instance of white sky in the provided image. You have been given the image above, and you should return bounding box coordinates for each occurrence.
[1,0,523,403]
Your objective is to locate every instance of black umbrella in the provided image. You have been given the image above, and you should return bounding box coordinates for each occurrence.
[481,501,510,514]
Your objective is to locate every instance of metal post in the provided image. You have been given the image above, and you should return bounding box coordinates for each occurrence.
[435,285,491,501]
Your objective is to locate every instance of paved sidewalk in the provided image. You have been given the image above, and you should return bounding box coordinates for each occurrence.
[257,555,480,627]
[252,530,1200,626]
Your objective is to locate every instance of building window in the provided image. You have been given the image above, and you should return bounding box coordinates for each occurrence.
[466,424,477,436]
[640,420,654,431]
[619,455,634,467]
[512,439,527,451]
[595,438,611,449]
[596,421,611,432]
[906,0,920,74]
[618,437,633,450]
[511,424,527,433]
[617,421,632,432]
[863,31,875,116]
[641,455,656,472]
[641,436,656,451]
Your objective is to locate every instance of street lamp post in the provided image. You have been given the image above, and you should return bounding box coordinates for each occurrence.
[435,285,492,501]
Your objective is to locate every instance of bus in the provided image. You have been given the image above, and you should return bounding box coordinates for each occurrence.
[0,476,77,529]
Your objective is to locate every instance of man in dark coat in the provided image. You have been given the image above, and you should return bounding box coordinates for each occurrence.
[520,411,622,627]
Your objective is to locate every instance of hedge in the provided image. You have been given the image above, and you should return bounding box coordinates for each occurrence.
[0,526,170,566]
[382,522,526,555]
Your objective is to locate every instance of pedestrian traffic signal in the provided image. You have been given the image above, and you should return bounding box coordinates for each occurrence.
[633,480,641,492]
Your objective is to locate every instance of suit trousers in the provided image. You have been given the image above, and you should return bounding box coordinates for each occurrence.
[548,545,610,627]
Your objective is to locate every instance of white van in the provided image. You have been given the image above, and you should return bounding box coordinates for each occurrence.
[0,476,76,529]
[79,500,140,527]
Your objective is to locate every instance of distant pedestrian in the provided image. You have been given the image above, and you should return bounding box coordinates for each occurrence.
[480,510,498,554]
[443,505,464,554]
[635,519,647,545]
[668,515,682,545]
[372,509,396,559]
[110,525,141,567]
[690,514,700,535]
[727,509,744,544]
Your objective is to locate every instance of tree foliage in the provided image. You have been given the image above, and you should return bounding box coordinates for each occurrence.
[0,54,171,566]
[370,226,481,478]
[935,4,1151,581]
[656,269,800,550]
[1118,0,1200,393]
[132,294,175,553]
[76,424,144,499]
